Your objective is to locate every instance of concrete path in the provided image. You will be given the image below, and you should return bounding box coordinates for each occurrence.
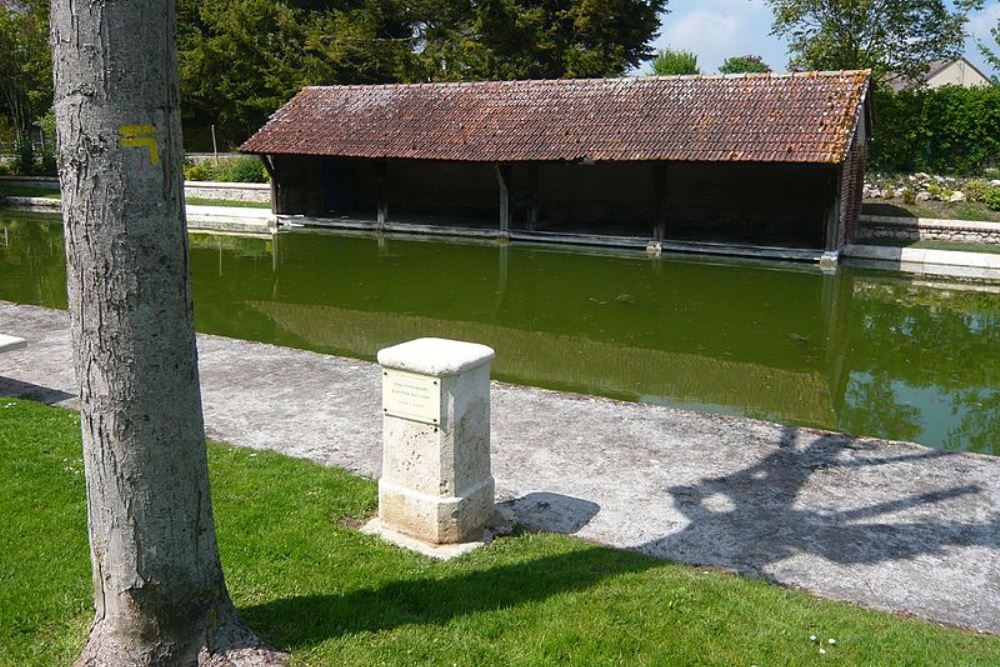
[2,301,998,634]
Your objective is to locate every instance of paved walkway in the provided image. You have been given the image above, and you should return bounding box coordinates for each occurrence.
[2,301,998,633]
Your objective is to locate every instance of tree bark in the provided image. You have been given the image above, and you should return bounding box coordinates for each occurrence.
[50,2,285,665]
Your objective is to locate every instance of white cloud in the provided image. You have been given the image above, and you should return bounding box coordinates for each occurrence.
[649,0,999,78]
[652,0,789,74]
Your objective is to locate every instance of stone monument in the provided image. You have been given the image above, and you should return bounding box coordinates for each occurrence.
[363,337,496,558]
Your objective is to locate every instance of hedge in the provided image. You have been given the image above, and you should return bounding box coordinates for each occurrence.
[870,85,1000,176]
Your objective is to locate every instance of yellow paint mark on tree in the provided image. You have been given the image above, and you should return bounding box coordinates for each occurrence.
[118,124,160,166]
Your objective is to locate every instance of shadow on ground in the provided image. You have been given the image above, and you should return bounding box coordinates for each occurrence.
[0,377,74,405]
[497,491,601,535]
[640,427,1000,577]
[241,544,653,650]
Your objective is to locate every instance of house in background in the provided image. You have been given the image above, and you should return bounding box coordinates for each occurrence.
[241,71,873,265]
[889,57,992,91]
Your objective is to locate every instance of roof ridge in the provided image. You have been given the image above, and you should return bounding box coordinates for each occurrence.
[303,70,872,91]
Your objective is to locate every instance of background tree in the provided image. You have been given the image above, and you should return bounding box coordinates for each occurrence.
[649,48,700,75]
[719,55,772,74]
[436,0,669,80]
[764,0,984,85]
[179,0,669,143]
[50,0,283,663]
[979,15,1000,83]
[0,0,51,152]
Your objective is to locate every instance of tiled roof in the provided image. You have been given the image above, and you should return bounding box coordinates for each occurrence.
[240,71,872,165]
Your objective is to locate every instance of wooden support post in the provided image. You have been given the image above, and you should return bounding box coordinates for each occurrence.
[376,161,388,227]
[260,155,278,215]
[496,164,511,236]
[527,163,539,231]
[652,164,667,241]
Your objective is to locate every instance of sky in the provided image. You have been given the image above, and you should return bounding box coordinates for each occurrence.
[650,0,1000,77]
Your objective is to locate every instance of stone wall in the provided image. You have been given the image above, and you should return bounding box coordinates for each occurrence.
[184,181,270,203]
[0,175,271,204]
[858,215,1000,245]
[839,144,867,244]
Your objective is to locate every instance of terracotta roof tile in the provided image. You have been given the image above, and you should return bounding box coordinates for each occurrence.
[240,71,871,165]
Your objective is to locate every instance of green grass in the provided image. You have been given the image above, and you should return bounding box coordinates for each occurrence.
[0,184,61,199]
[863,201,1000,223]
[185,197,271,209]
[855,237,1000,255]
[2,398,998,666]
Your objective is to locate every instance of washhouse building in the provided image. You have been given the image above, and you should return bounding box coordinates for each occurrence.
[241,71,873,263]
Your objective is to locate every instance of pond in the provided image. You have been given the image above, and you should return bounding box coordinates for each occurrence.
[2,211,998,455]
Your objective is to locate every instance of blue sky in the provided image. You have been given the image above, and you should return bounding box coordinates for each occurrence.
[651,0,1000,77]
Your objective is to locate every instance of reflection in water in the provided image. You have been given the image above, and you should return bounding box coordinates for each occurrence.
[2,212,998,454]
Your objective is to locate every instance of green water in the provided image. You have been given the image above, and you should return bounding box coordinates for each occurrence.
[2,212,999,455]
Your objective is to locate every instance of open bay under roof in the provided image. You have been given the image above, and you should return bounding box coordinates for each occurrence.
[240,71,872,165]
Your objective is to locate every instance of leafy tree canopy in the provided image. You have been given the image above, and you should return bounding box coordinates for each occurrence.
[179,0,669,145]
[764,0,984,85]
[979,14,1000,83]
[0,0,51,146]
[719,55,771,74]
[648,48,700,75]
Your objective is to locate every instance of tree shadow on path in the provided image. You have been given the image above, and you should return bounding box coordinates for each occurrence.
[641,427,1000,579]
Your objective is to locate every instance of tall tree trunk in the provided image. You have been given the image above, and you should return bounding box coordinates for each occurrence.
[50,2,284,665]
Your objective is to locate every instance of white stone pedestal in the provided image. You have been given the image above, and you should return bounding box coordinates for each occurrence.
[367,338,496,557]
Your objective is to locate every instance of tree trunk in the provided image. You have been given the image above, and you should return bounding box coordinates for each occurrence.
[50,2,285,665]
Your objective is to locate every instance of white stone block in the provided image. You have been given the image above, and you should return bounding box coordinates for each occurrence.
[374,338,495,546]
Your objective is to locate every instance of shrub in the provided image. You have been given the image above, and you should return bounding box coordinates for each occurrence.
[183,161,214,181]
[965,179,991,203]
[649,49,700,76]
[985,188,1000,212]
[182,156,267,183]
[39,154,57,176]
[902,188,917,205]
[12,140,35,176]
[870,86,1000,176]
[218,155,267,183]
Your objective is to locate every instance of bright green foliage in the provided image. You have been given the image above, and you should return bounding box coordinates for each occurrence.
[764,0,984,85]
[649,48,700,75]
[183,156,269,183]
[719,55,771,74]
[869,86,1000,175]
[964,179,991,203]
[980,15,999,82]
[4,397,1000,665]
[986,188,1000,212]
[0,0,51,151]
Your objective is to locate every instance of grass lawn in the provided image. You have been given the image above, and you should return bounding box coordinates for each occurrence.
[863,200,1000,224]
[0,184,61,199]
[186,196,271,209]
[855,237,1000,256]
[2,398,998,666]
